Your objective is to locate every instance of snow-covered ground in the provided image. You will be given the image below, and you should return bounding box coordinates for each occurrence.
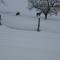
[0,0,60,60]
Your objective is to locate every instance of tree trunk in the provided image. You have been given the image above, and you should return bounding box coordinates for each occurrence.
[37,18,40,32]
[45,14,47,20]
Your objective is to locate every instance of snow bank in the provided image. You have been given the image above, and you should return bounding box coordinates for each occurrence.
[2,15,38,31]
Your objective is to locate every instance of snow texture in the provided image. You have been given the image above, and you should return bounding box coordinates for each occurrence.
[0,0,60,60]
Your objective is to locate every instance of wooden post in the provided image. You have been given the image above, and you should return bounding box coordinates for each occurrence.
[0,15,1,25]
[37,17,40,32]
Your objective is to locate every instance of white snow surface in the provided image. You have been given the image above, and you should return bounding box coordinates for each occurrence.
[0,0,60,60]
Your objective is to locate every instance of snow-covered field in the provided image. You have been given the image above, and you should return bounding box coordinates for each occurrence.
[0,0,60,60]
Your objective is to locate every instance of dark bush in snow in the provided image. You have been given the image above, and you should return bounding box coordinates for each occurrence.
[16,12,20,16]
[36,12,42,16]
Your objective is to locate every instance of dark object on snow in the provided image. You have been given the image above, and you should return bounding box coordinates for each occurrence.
[36,12,41,32]
[36,12,41,16]
[0,15,2,25]
[16,12,20,16]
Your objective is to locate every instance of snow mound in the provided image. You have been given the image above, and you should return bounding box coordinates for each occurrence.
[1,13,60,33]
[2,15,38,31]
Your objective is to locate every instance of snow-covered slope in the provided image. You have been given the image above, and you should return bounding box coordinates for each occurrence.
[2,15,38,31]
[4,0,27,12]
[0,0,36,16]
[0,0,60,60]
[0,14,60,60]
[0,23,60,60]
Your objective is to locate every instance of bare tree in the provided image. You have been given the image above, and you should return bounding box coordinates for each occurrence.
[28,0,60,19]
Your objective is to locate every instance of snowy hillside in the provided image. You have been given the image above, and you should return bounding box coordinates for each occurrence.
[0,0,60,60]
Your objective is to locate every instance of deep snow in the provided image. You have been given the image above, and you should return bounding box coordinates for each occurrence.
[0,0,60,60]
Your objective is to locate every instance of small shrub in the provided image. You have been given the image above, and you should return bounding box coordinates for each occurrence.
[16,12,20,16]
